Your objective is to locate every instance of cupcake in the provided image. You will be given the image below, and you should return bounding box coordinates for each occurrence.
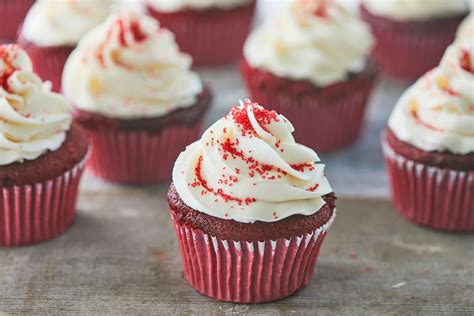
[456,13,474,43]
[361,0,470,80]
[0,0,34,42]
[382,41,474,231]
[145,0,256,66]
[241,0,377,152]
[0,44,90,247]
[17,0,115,92]
[169,99,336,303]
[63,12,211,185]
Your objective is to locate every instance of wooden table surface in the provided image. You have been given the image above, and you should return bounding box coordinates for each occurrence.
[1,185,472,315]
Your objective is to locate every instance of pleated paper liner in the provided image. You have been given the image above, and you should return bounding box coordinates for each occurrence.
[360,5,464,80]
[147,1,255,66]
[241,62,376,153]
[172,211,336,303]
[87,123,203,184]
[17,34,74,92]
[0,0,34,42]
[382,139,474,231]
[0,150,89,247]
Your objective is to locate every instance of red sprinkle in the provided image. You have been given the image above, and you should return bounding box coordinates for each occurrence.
[228,100,279,136]
[460,48,473,74]
[0,45,18,92]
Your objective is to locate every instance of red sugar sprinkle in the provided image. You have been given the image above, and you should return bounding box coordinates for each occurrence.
[460,49,473,74]
[291,163,315,172]
[411,108,444,133]
[193,155,256,206]
[228,101,279,136]
[0,45,19,91]
[307,183,320,192]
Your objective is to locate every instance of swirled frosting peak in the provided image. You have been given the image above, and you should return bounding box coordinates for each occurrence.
[22,0,115,46]
[0,45,72,166]
[457,13,474,43]
[388,41,474,154]
[244,0,374,87]
[173,99,333,223]
[62,11,203,119]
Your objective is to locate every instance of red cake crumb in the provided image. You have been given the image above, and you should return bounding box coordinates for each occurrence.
[384,129,474,171]
[460,49,473,74]
[0,124,90,187]
[168,184,336,241]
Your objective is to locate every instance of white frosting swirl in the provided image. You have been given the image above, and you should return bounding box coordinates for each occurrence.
[388,42,474,154]
[363,0,469,21]
[457,13,474,43]
[0,45,72,166]
[147,0,250,13]
[62,11,203,119]
[22,0,116,46]
[173,100,333,223]
[244,0,374,87]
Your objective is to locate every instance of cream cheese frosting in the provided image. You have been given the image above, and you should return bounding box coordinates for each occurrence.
[457,13,474,43]
[173,99,333,223]
[62,11,203,119]
[388,41,474,154]
[0,45,72,166]
[147,0,250,13]
[362,0,469,21]
[22,0,116,47]
[243,0,374,87]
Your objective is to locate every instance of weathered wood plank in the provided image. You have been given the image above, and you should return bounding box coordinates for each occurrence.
[0,186,472,315]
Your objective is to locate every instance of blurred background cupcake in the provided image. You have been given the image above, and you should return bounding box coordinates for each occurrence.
[361,0,470,81]
[382,41,474,231]
[241,0,377,152]
[0,0,34,42]
[62,11,211,185]
[169,99,336,303]
[145,0,256,66]
[0,44,90,247]
[17,0,115,92]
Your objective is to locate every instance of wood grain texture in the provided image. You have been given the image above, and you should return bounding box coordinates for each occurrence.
[0,185,472,315]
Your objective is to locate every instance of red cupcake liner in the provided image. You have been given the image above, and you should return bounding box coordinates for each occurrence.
[147,1,255,66]
[87,123,203,185]
[241,63,376,152]
[0,152,89,247]
[16,34,74,92]
[360,5,465,80]
[0,0,34,42]
[382,138,474,231]
[172,211,336,303]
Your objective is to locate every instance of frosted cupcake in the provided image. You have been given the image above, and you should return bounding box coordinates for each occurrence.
[145,0,256,66]
[169,99,336,303]
[63,11,211,184]
[241,0,377,152]
[0,45,90,246]
[0,0,34,41]
[382,41,474,231]
[17,0,115,91]
[361,0,470,80]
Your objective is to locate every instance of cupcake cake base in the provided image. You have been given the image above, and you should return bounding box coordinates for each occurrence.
[0,124,90,247]
[168,184,336,303]
[382,130,474,231]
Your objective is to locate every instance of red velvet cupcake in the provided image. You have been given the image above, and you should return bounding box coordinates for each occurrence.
[241,0,377,152]
[360,0,469,80]
[0,45,90,247]
[169,99,336,303]
[63,12,211,184]
[16,0,114,92]
[0,0,34,42]
[382,42,474,231]
[146,0,256,66]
